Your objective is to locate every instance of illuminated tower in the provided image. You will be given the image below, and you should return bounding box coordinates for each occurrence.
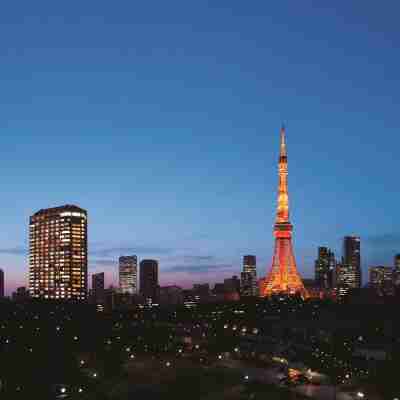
[29,205,88,300]
[260,126,307,297]
[119,255,138,294]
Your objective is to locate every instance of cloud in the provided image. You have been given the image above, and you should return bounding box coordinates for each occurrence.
[90,245,173,257]
[90,258,115,267]
[166,263,233,274]
[0,247,27,256]
[365,233,400,247]
[182,255,215,263]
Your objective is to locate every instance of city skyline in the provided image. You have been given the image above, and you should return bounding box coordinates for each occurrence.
[1,2,400,294]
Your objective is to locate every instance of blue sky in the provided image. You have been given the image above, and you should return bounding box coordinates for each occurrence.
[0,1,399,294]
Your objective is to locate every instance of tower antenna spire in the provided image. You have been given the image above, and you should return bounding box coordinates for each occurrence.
[280,123,287,158]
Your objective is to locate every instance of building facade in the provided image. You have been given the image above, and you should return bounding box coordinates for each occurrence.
[92,272,105,305]
[119,255,138,294]
[139,259,159,303]
[314,247,336,289]
[369,266,393,296]
[393,254,400,286]
[240,255,258,296]
[159,285,183,305]
[29,205,88,300]
[342,236,361,288]
[0,268,4,298]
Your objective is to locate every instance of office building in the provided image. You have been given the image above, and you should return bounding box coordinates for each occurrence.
[29,205,88,300]
[314,247,336,289]
[139,259,159,302]
[240,255,258,296]
[159,286,183,305]
[393,254,400,286]
[12,286,29,301]
[119,256,138,294]
[369,266,393,295]
[224,275,240,293]
[0,269,4,298]
[342,236,361,288]
[336,263,358,298]
[193,283,210,300]
[92,272,105,305]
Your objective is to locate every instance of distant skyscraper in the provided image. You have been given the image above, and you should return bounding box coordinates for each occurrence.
[395,254,400,269]
[314,247,336,289]
[0,269,4,298]
[29,205,88,300]
[224,275,240,293]
[240,255,258,296]
[119,256,138,294]
[393,254,400,286]
[139,259,159,302]
[369,266,393,295]
[12,286,29,301]
[92,272,105,305]
[342,236,361,288]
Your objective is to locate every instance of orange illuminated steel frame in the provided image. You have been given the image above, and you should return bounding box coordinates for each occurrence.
[259,126,308,298]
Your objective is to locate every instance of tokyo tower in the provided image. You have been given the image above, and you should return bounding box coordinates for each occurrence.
[259,126,308,298]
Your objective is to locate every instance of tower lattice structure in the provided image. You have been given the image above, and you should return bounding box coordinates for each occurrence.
[260,126,308,298]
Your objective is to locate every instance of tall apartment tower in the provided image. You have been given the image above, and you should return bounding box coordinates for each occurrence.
[119,256,138,294]
[29,205,88,300]
[92,272,105,305]
[240,255,258,296]
[0,269,4,298]
[336,236,361,297]
[343,236,361,288]
[314,247,336,289]
[139,259,159,302]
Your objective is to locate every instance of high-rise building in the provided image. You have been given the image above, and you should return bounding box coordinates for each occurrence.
[139,259,159,302]
[369,266,393,295]
[224,275,241,294]
[335,236,361,298]
[260,126,307,297]
[393,254,400,286]
[342,236,361,288]
[395,254,400,269]
[0,269,4,298]
[119,256,138,294]
[241,255,258,296]
[92,272,105,305]
[29,205,88,300]
[315,247,336,289]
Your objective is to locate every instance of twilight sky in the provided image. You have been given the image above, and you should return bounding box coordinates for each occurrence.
[1,1,400,295]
